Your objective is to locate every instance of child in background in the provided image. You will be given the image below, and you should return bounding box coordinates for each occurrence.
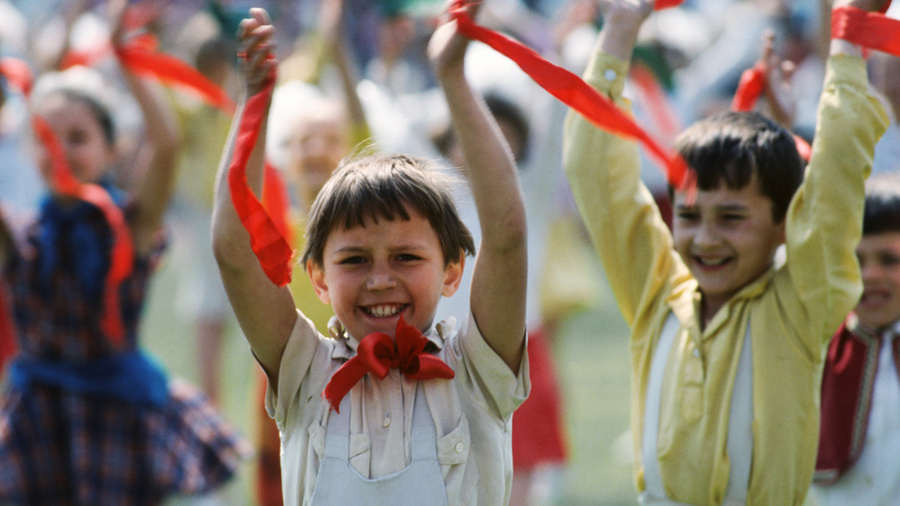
[212,5,528,504]
[562,0,888,502]
[0,3,250,504]
[812,172,900,503]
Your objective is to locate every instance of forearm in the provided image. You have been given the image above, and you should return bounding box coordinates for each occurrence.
[124,69,181,251]
[438,70,526,252]
[786,53,889,337]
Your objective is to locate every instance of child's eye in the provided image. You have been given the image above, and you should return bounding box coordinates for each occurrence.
[879,253,900,266]
[396,253,422,262]
[339,256,367,265]
[721,214,744,221]
[675,211,699,221]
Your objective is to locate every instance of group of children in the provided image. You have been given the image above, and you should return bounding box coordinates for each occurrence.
[0,0,898,504]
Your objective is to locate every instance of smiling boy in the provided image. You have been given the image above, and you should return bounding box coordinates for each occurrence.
[212,6,528,504]
[562,0,888,503]
[813,173,900,502]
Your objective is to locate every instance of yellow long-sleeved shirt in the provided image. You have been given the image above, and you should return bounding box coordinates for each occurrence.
[563,53,888,504]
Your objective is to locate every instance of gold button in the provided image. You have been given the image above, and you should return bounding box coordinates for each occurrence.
[383,416,391,428]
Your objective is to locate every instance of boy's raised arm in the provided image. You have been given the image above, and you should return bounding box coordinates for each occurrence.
[212,8,296,383]
[562,0,677,325]
[428,3,527,373]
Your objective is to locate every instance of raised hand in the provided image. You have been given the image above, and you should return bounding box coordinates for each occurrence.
[237,8,277,96]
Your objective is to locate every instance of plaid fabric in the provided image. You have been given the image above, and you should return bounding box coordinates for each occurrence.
[0,379,252,505]
[0,212,252,504]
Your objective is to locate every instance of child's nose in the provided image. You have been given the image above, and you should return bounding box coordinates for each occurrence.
[693,222,721,247]
[366,265,398,290]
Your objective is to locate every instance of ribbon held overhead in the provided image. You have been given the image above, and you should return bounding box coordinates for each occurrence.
[323,316,455,412]
[449,0,690,190]
[227,81,296,287]
[832,5,900,57]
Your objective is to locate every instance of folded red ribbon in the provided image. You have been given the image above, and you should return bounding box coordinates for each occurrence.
[450,1,690,190]
[262,162,295,248]
[832,5,900,57]
[323,315,456,412]
[32,117,134,347]
[227,81,296,287]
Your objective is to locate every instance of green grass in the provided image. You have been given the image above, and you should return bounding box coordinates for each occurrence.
[142,252,637,505]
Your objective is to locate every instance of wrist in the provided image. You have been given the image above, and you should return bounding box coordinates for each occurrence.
[830,38,863,58]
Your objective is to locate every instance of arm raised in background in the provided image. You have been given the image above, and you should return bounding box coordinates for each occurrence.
[428,2,528,373]
[212,8,297,387]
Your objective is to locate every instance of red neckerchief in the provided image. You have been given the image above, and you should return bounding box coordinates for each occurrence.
[449,0,692,192]
[323,316,455,413]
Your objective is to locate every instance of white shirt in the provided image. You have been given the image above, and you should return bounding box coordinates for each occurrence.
[812,322,900,505]
[267,311,530,505]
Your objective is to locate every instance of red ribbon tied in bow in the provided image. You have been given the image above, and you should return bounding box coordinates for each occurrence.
[323,316,455,412]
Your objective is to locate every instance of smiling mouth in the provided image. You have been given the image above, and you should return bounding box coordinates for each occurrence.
[694,256,732,268]
[364,304,405,318]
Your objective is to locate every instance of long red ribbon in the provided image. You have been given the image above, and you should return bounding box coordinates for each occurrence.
[630,62,682,143]
[32,117,134,347]
[262,162,295,248]
[2,57,133,347]
[323,315,455,412]
[450,2,690,189]
[832,5,900,57]
[227,81,296,287]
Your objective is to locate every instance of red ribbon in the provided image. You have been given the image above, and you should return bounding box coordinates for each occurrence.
[262,161,295,248]
[450,1,690,190]
[0,57,33,97]
[730,64,812,161]
[323,315,456,412]
[630,62,682,143]
[832,5,900,57]
[32,117,135,347]
[227,81,296,287]
[654,0,686,9]
[0,284,16,372]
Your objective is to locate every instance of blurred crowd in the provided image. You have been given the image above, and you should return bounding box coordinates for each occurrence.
[1,0,899,504]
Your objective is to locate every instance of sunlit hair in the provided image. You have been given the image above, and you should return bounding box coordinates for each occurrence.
[669,111,804,223]
[301,153,475,268]
[30,66,117,147]
[863,172,900,235]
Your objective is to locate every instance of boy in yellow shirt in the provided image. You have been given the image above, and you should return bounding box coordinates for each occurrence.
[563,0,889,502]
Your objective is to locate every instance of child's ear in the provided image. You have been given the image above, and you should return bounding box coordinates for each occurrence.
[307,259,331,304]
[441,256,464,298]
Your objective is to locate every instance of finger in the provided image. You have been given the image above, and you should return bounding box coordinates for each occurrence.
[781,61,796,82]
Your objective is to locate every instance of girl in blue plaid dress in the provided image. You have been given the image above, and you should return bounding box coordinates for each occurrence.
[0,5,250,505]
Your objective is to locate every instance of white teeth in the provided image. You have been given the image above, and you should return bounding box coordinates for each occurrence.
[367,305,401,317]
[698,257,728,266]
